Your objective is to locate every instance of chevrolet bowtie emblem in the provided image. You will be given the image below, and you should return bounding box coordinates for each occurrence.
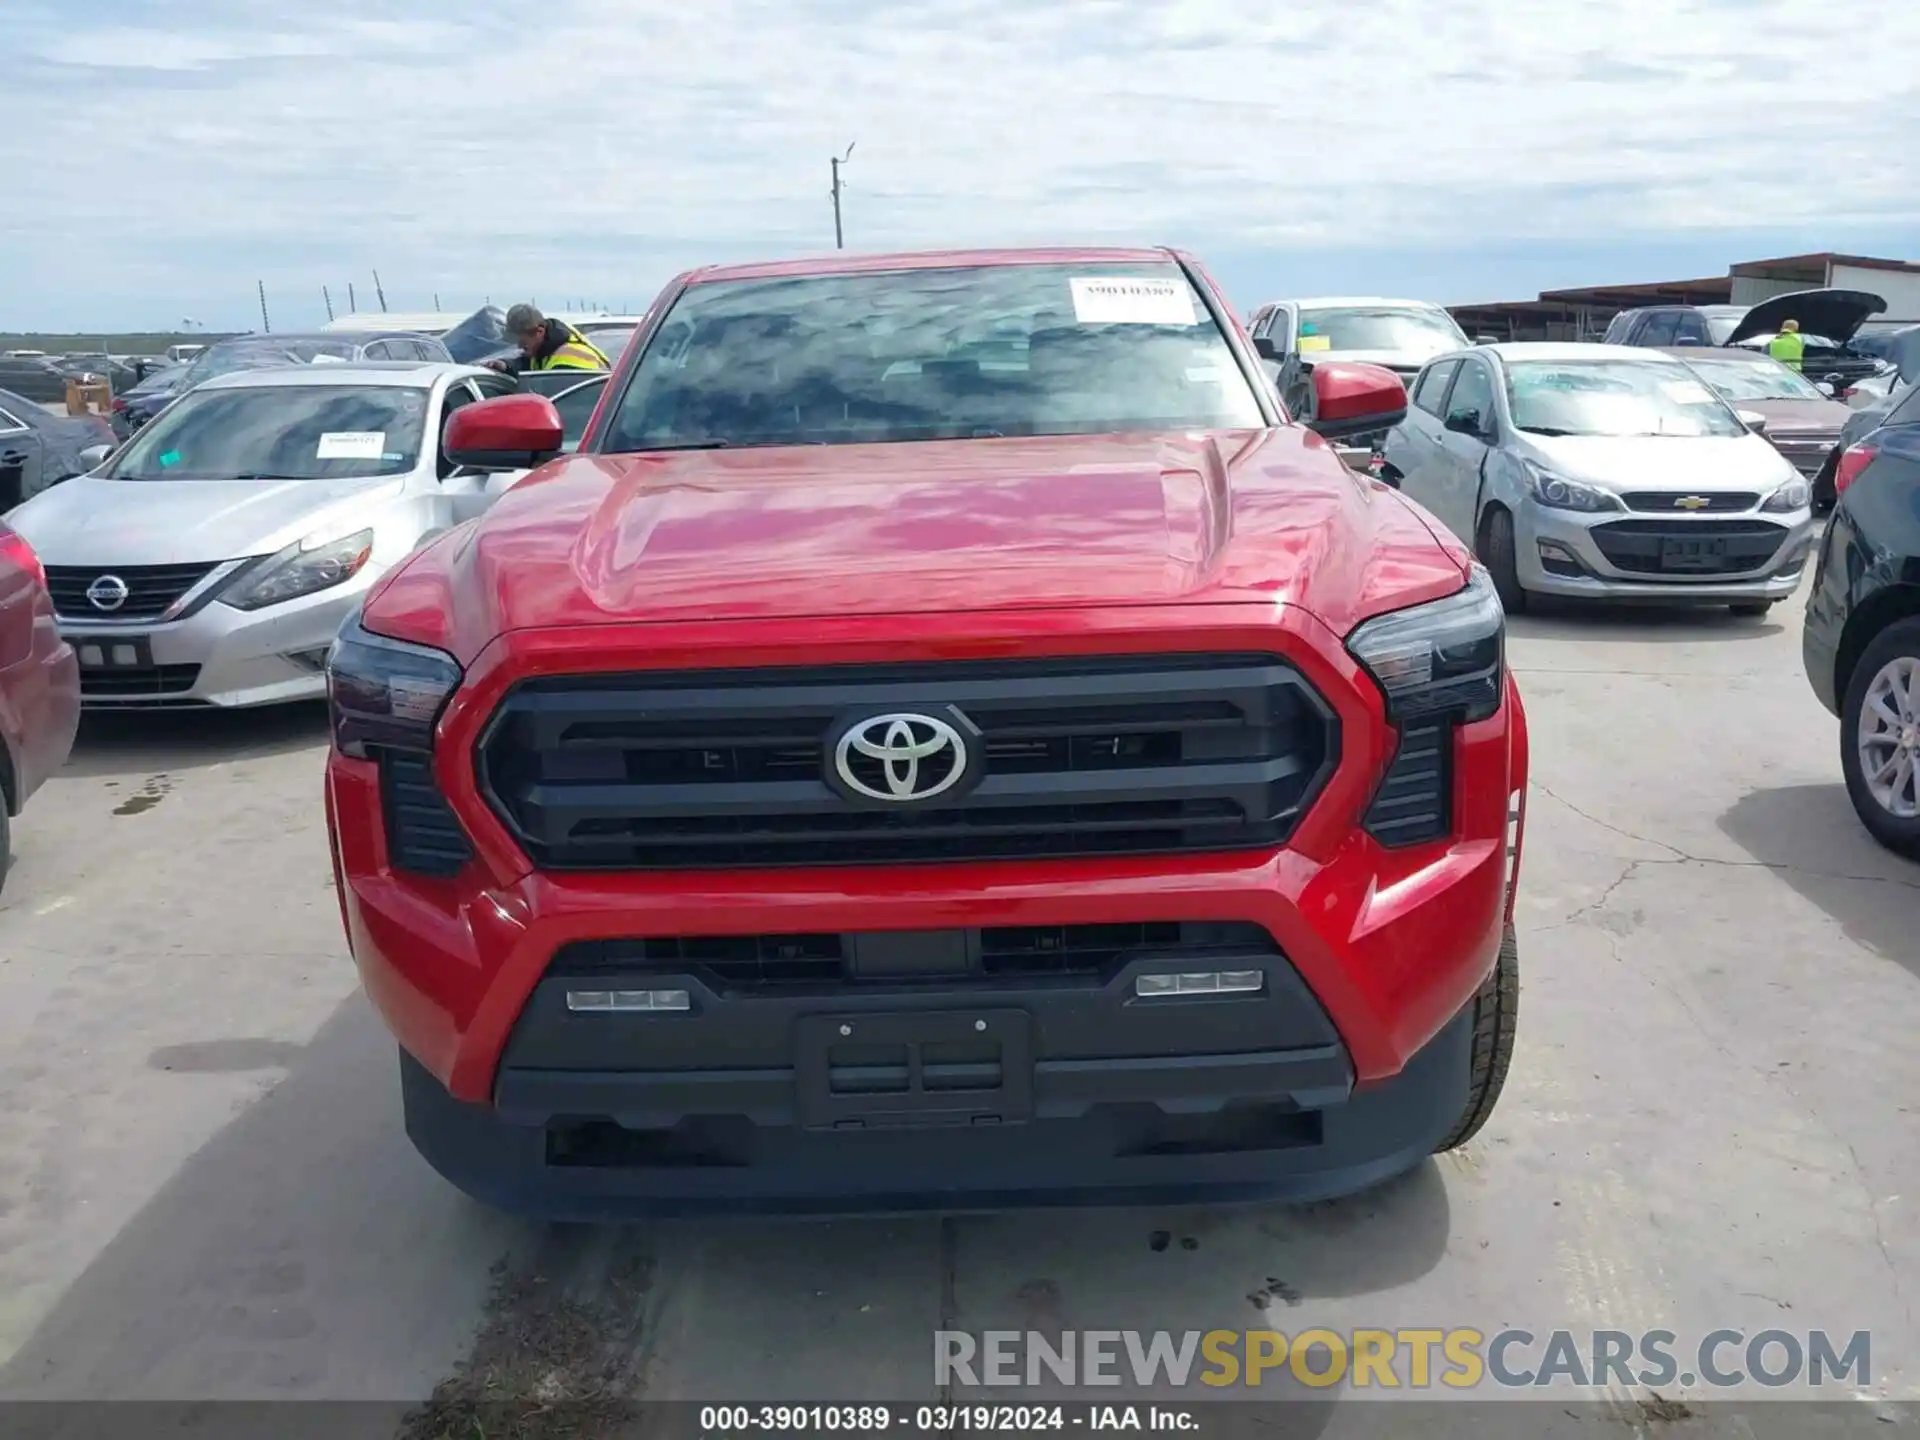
[1673,496,1712,510]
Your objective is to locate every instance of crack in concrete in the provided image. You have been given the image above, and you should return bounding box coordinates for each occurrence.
[1530,784,1920,892]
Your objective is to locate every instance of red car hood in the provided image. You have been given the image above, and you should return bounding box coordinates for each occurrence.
[385,431,1468,663]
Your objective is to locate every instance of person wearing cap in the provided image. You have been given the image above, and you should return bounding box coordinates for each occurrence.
[487,304,611,375]
[1767,318,1806,372]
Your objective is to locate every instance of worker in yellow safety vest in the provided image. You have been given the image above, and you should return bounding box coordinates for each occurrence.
[1767,318,1806,372]
[487,304,611,375]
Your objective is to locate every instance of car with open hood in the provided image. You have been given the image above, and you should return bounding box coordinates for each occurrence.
[322,245,1531,1218]
[1382,343,1815,615]
[6,362,529,709]
[1611,288,1893,394]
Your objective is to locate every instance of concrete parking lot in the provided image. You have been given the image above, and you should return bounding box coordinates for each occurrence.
[1,584,1917,1429]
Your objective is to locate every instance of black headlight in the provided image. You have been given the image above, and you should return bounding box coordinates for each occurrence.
[326,613,463,758]
[1347,566,1505,724]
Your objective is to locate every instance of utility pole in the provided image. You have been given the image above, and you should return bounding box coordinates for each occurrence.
[257,280,271,334]
[830,141,855,249]
[372,270,388,312]
[322,285,334,320]
[349,282,357,312]
[434,292,441,310]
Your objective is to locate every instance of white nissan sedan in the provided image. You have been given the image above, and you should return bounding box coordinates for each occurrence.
[6,362,540,708]
[1382,343,1816,616]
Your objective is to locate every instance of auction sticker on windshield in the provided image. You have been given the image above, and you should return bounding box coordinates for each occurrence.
[317,431,386,460]
[1070,277,1197,326]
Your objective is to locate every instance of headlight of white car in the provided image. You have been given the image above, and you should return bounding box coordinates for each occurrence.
[221,529,375,611]
[1760,478,1811,513]
[1522,462,1622,513]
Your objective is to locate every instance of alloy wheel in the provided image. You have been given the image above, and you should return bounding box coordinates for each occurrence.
[1857,655,1920,819]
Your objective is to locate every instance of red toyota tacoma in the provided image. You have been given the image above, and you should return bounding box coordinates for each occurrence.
[324,247,1529,1216]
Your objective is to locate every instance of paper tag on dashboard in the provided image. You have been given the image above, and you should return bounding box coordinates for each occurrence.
[1070,277,1197,326]
[316,431,386,460]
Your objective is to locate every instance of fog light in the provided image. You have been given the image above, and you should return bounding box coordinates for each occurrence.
[79,644,104,666]
[284,647,333,673]
[1536,540,1584,578]
[566,988,691,1013]
[1135,970,1264,998]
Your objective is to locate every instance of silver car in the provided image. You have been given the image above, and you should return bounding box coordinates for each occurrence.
[1382,343,1816,615]
[6,362,535,708]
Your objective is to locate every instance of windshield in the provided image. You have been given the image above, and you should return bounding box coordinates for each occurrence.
[188,338,362,384]
[1504,360,1749,439]
[110,385,428,480]
[601,262,1262,451]
[1295,306,1465,357]
[582,327,634,364]
[1705,314,1744,345]
[1682,358,1825,404]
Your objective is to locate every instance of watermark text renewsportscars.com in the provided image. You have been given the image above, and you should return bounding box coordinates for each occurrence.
[934,1328,1871,1391]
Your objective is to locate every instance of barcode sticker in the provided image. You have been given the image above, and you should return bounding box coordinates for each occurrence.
[1070,277,1197,326]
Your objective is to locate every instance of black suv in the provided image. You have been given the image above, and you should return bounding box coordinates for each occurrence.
[1609,288,1890,393]
[1802,380,1920,856]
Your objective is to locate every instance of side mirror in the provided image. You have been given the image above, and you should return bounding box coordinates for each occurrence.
[1737,409,1768,435]
[1252,335,1284,362]
[78,443,113,469]
[1443,408,1487,438]
[444,393,564,470]
[1816,382,1837,398]
[1303,362,1407,442]
[1474,334,1499,346]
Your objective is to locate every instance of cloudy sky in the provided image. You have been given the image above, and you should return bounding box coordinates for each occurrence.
[2,0,1916,332]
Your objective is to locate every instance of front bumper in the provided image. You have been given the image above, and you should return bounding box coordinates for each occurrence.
[397,1001,1474,1218]
[58,573,375,709]
[326,602,1530,1213]
[1514,502,1817,603]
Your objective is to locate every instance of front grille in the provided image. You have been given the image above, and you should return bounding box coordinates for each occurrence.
[1364,720,1451,847]
[379,751,473,877]
[79,663,200,698]
[1622,491,1758,514]
[551,921,1281,993]
[1590,519,1787,577]
[478,655,1336,870]
[46,562,219,621]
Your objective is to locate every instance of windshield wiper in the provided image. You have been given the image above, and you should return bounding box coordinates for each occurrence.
[1517,425,1578,436]
[632,440,732,452]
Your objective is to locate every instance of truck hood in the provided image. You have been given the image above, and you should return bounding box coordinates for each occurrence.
[405,432,1469,657]
[1725,288,1887,347]
[6,472,405,567]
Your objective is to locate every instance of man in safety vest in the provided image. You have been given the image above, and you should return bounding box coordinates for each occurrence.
[1767,318,1806,372]
[487,304,611,375]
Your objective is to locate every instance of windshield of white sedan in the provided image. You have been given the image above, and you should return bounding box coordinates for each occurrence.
[1296,307,1464,356]
[1685,358,1826,404]
[1505,360,1748,439]
[111,386,428,480]
[601,263,1263,451]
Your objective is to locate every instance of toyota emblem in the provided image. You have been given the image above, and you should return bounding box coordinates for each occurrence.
[829,710,979,804]
[86,574,130,612]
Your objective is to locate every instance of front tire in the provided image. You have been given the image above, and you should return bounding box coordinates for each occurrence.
[1433,924,1518,1152]
[1840,618,1920,858]
[1477,507,1528,614]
